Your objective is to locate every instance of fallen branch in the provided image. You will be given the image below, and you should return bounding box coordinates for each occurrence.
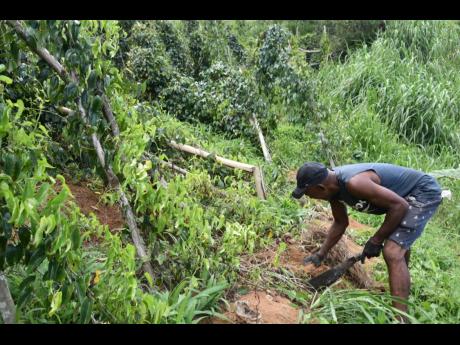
[299,48,321,53]
[169,140,267,199]
[6,20,155,280]
[160,161,188,175]
[101,94,120,137]
[169,141,255,172]
[0,272,16,324]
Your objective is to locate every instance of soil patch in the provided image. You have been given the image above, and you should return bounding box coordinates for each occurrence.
[68,182,125,232]
[348,218,372,231]
[303,218,385,291]
[209,290,300,324]
[56,179,125,232]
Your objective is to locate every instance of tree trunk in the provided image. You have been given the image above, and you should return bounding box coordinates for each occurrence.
[0,272,16,324]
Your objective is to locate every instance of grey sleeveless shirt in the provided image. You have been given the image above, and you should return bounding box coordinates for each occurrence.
[332,163,426,215]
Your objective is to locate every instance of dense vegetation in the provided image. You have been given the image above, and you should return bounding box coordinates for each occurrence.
[0,20,459,324]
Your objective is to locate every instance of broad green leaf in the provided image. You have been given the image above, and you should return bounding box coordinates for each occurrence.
[79,297,92,324]
[49,291,63,317]
[33,216,48,246]
[0,75,13,85]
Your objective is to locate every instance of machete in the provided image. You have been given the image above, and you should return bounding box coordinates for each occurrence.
[306,253,365,291]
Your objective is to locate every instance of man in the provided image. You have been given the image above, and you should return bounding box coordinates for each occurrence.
[291,162,442,319]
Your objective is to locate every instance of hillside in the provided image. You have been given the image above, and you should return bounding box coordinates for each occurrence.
[0,20,459,324]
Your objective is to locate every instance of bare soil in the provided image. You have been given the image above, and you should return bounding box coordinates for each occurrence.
[211,290,300,324]
[207,214,385,324]
[54,179,125,233]
[66,181,125,232]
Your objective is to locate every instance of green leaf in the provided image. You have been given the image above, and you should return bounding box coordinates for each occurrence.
[19,275,36,291]
[0,75,13,85]
[33,216,47,246]
[49,291,63,317]
[79,297,92,324]
[36,183,51,204]
[45,183,69,212]
[14,99,24,118]
[144,271,154,289]
[90,95,102,112]
[17,285,33,307]
[87,70,98,90]
[63,82,79,100]
[70,227,81,250]
[62,282,75,305]
[0,64,5,73]
[27,244,46,272]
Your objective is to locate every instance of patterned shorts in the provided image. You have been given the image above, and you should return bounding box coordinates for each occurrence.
[388,176,442,250]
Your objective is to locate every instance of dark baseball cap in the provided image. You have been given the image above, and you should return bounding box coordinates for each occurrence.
[291,162,328,199]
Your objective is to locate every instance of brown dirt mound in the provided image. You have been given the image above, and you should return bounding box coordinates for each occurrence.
[206,211,385,324]
[303,218,385,291]
[241,236,331,279]
[210,290,300,324]
[348,218,372,231]
[280,243,331,276]
[56,180,125,232]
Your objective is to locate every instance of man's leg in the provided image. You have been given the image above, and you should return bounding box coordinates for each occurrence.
[404,249,411,267]
[383,240,410,315]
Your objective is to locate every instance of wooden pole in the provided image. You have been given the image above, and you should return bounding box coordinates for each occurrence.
[160,161,188,175]
[6,20,155,280]
[0,272,16,324]
[169,141,267,200]
[252,166,267,200]
[169,141,256,172]
[249,114,272,162]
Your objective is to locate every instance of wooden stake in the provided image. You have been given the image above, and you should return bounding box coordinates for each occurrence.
[253,166,267,200]
[250,114,272,162]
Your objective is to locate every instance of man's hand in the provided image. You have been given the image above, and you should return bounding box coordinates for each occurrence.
[361,238,383,263]
[304,253,325,267]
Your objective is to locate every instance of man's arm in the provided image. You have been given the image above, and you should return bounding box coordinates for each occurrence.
[347,174,409,245]
[317,199,349,258]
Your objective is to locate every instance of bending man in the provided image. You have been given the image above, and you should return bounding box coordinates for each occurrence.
[291,162,442,319]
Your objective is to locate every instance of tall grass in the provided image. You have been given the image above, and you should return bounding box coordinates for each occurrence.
[316,20,460,154]
[301,288,425,324]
